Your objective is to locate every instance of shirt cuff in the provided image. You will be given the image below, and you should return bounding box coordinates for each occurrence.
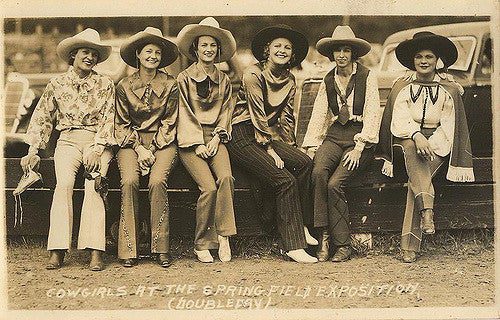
[28,145,39,155]
[354,141,365,152]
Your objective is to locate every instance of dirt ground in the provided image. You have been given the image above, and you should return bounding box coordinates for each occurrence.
[6,232,495,311]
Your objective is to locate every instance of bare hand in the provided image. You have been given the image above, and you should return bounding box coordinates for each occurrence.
[304,146,318,159]
[195,145,211,159]
[136,145,156,169]
[20,153,40,174]
[413,133,436,161]
[267,148,284,169]
[83,148,101,173]
[206,135,220,157]
[343,149,362,171]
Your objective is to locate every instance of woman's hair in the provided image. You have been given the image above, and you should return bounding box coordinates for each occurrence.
[189,35,222,60]
[68,48,100,66]
[261,40,296,66]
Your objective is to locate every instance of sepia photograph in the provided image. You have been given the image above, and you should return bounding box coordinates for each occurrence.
[1,0,498,319]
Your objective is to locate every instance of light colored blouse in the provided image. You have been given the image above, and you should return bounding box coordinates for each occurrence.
[390,73,455,157]
[25,66,115,155]
[114,70,178,151]
[301,63,382,151]
[232,62,296,147]
[176,63,233,148]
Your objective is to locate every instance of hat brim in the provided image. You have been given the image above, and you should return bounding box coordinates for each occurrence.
[57,38,112,64]
[177,25,236,62]
[316,38,371,58]
[120,32,179,69]
[251,26,309,68]
[395,34,458,71]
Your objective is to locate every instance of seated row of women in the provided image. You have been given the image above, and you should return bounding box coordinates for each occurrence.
[20,17,474,271]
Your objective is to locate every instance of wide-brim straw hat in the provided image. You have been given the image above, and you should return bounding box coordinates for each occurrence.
[177,17,236,62]
[120,27,179,69]
[395,31,458,71]
[316,25,371,58]
[56,28,112,64]
[251,24,309,68]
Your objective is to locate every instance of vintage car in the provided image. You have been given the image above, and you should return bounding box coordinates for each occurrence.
[295,21,493,233]
[3,21,494,244]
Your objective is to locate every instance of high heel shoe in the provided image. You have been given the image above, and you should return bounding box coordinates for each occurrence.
[122,258,137,268]
[304,226,318,246]
[194,249,214,263]
[282,249,318,263]
[46,250,66,270]
[316,228,330,262]
[218,235,231,262]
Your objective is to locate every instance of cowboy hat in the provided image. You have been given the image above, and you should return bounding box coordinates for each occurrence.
[395,31,458,71]
[177,17,236,62]
[56,28,111,64]
[316,25,371,58]
[251,24,309,68]
[120,27,178,68]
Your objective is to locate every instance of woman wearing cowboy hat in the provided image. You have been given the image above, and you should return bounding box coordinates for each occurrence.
[176,17,237,263]
[302,25,383,262]
[114,27,179,268]
[228,24,317,263]
[376,31,474,263]
[20,28,115,271]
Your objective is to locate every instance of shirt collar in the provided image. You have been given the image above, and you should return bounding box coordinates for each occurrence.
[130,71,166,98]
[65,66,98,92]
[335,62,357,77]
[184,63,221,84]
[410,72,442,82]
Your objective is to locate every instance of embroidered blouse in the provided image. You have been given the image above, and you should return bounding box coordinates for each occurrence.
[301,63,382,151]
[114,70,178,151]
[176,63,233,148]
[232,62,297,147]
[25,66,115,155]
[390,73,455,157]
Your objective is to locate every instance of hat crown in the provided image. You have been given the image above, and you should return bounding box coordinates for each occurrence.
[199,17,220,28]
[330,25,357,40]
[412,31,436,40]
[143,26,164,38]
[73,28,102,43]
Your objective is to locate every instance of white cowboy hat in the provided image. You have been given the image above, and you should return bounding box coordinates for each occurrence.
[176,17,236,62]
[120,27,179,68]
[316,25,371,58]
[56,28,112,64]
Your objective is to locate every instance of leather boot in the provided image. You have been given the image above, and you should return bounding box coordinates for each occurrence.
[316,228,330,262]
[46,250,65,270]
[331,246,352,262]
[157,253,173,268]
[89,250,104,271]
[421,209,435,234]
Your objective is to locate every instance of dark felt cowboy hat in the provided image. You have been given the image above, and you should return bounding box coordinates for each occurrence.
[120,27,179,68]
[395,31,458,71]
[177,17,236,62]
[316,25,371,58]
[251,24,309,68]
[57,28,111,64]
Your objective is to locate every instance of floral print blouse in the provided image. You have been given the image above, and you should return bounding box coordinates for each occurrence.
[25,67,115,155]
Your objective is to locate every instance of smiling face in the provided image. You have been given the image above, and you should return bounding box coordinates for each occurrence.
[332,45,353,69]
[72,48,99,75]
[267,37,293,66]
[137,43,162,70]
[196,35,218,64]
[414,49,437,79]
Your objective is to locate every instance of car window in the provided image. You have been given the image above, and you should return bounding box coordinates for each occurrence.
[480,37,492,76]
[379,36,477,72]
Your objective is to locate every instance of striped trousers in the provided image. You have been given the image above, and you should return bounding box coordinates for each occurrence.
[227,122,312,251]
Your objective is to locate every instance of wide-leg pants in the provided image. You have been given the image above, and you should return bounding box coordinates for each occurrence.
[227,121,312,251]
[179,126,237,251]
[394,136,444,252]
[117,132,177,259]
[311,121,374,246]
[47,129,113,251]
